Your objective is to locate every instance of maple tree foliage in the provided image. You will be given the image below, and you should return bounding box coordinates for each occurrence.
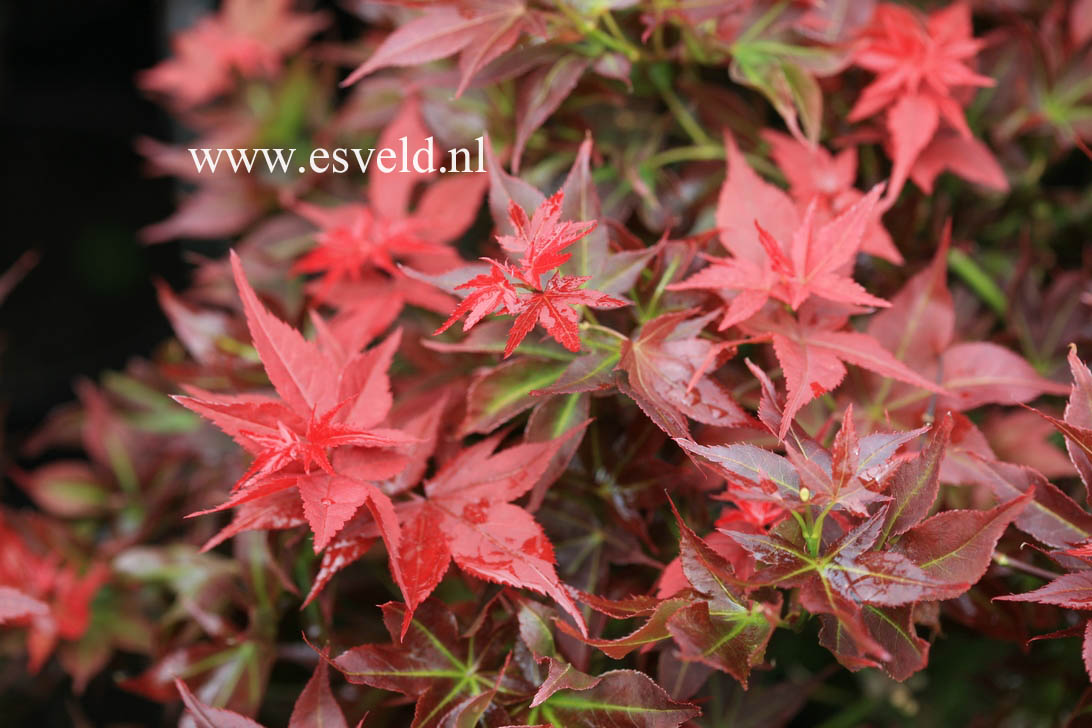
[0,514,108,675]
[848,2,1007,203]
[341,0,540,97]
[435,189,627,358]
[139,0,328,107]
[289,97,487,304]
[175,251,412,557]
[9,0,1092,726]
[668,133,946,439]
[994,349,1092,681]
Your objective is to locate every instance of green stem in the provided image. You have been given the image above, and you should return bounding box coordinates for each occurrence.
[802,506,821,557]
[947,248,1007,317]
[601,11,637,56]
[558,3,644,62]
[736,0,788,45]
[992,551,1058,581]
[642,143,783,180]
[649,65,713,146]
[644,255,682,321]
[580,321,628,343]
[643,144,724,170]
[811,503,834,554]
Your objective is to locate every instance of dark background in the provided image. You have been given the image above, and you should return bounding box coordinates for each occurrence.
[0,4,178,723]
[0,0,180,437]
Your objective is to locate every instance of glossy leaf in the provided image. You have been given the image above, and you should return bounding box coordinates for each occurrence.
[176,679,265,728]
[288,649,350,728]
[531,668,699,728]
[895,494,1031,598]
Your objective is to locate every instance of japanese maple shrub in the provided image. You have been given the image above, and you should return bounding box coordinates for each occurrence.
[4,1,1092,726]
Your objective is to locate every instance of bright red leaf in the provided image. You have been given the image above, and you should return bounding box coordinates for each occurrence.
[434,190,626,357]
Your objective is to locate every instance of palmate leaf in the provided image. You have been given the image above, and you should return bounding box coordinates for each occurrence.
[333,601,507,728]
[760,130,901,263]
[878,414,953,545]
[459,357,568,435]
[681,419,924,518]
[397,431,589,637]
[690,411,1030,680]
[341,1,531,96]
[670,144,891,336]
[997,571,1092,610]
[725,513,955,667]
[784,405,914,517]
[667,504,778,688]
[504,276,627,357]
[177,252,412,566]
[960,455,1092,550]
[849,2,999,202]
[176,679,264,728]
[619,310,752,439]
[894,494,1031,600]
[528,666,699,728]
[483,131,649,295]
[434,189,626,359]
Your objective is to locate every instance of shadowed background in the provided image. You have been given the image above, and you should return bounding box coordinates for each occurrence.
[0,0,179,437]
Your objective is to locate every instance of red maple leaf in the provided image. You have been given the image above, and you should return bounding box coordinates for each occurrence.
[761,129,902,263]
[670,138,889,330]
[0,514,107,674]
[504,274,625,357]
[741,306,945,440]
[434,190,626,357]
[849,2,1000,202]
[291,99,486,302]
[497,191,597,287]
[617,310,753,438]
[341,0,538,97]
[176,252,413,554]
[396,431,588,638]
[139,0,327,107]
